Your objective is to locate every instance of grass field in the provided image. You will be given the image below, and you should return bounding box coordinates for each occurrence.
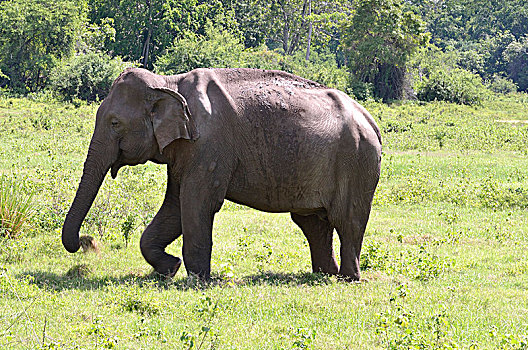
[0,93,527,349]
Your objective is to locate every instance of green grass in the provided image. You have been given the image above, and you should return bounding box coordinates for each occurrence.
[0,93,527,349]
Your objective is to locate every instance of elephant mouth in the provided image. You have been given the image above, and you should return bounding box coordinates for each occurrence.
[110,161,123,179]
[110,158,149,178]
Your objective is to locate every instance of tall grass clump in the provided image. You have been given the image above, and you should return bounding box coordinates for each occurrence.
[0,175,34,239]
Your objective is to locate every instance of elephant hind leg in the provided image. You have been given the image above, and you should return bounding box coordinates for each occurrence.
[334,213,369,281]
[290,213,338,275]
[332,185,377,281]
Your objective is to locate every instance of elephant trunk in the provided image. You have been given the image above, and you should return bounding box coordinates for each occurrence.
[62,139,115,253]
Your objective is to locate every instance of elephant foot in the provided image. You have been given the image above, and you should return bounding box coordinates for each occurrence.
[313,262,339,275]
[337,273,361,283]
[155,256,182,278]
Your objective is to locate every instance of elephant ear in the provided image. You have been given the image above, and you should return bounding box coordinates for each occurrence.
[150,87,199,153]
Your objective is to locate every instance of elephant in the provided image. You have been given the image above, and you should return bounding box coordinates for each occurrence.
[62,67,382,281]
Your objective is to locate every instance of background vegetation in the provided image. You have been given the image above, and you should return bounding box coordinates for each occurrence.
[1,0,527,103]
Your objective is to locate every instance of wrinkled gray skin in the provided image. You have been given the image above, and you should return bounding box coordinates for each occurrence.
[62,67,382,281]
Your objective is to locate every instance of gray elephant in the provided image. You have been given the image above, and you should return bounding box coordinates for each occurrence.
[62,67,382,281]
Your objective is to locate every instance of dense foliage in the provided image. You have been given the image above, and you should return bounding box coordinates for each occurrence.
[0,0,84,92]
[0,0,526,102]
[49,52,131,103]
[342,0,429,101]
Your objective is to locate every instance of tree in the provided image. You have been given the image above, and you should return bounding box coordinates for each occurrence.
[504,35,528,91]
[224,0,351,62]
[87,0,235,68]
[0,0,85,91]
[269,0,351,57]
[342,0,429,100]
[221,0,276,48]
[413,0,528,46]
[222,0,312,55]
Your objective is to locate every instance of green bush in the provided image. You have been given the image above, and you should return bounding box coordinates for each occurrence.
[487,74,518,94]
[279,51,350,93]
[155,23,247,75]
[156,22,350,92]
[49,52,131,102]
[416,68,487,105]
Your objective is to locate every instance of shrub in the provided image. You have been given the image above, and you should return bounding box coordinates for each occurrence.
[278,50,350,93]
[416,68,487,105]
[0,175,34,239]
[49,52,131,102]
[155,23,246,75]
[156,22,350,92]
[487,74,518,94]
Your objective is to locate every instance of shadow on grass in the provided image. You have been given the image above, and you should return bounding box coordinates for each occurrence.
[240,271,336,286]
[17,268,171,292]
[18,268,339,292]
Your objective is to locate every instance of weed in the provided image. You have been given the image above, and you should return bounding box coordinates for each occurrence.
[398,245,454,281]
[439,210,459,225]
[121,292,160,316]
[65,264,92,278]
[478,177,528,209]
[255,242,273,271]
[218,263,235,284]
[375,284,460,349]
[180,295,220,349]
[133,317,168,343]
[360,241,390,271]
[106,282,161,316]
[433,129,448,148]
[291,327,316,349]
[0,237,28,263]
[86,316,119,349]
[120,213,136,247]
[490,326,528,349]
[505,262,528,277]
[361,241,453,281]
[30,113,53,130]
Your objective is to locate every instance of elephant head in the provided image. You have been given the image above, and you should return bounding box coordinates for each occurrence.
[62,68,199,253]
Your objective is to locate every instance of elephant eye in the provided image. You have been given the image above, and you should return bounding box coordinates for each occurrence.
[111,120,120,128]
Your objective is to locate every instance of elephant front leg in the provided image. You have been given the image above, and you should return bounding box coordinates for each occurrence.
[140,176,182,277]
[179,168,230,280]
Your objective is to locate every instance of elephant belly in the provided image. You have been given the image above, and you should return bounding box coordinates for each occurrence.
[225,163,333,213]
